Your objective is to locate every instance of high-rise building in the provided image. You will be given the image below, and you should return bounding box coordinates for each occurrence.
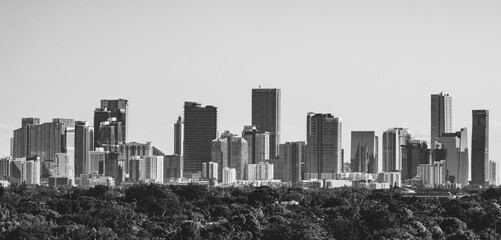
[143,156,164,183]
[22,158,41,185]
[174,116,183,156]
[117,142,153,174]
[471,110,489,185]
[382,128,411,172]
[75,122,94,177]
[212,131,249,180]
[350,131,378,173]
[275,142,304,185]
[247,162,274,181]
[202,162,218,180]
[12,119,75,178]
[402,140,430,180]
[431,92,452,148]
[488,160,496,186]
[93,107,111,148]
[305,113,342,179]
[100,99,128,143]
[242,126,270,164]
[183,101,217,178]
[164,154,183,180]
[417,160,445,188]
[104,152,124,185]
[55,153,72,178]
[53,118,75,128]
[252,88,281,158]
[22,118,40,128]
[89,148,106,175]
[129,156,143,181]
[437,128,469,185]
[222,167,236,185]
[0,157,12,179]
[97,120,123,149]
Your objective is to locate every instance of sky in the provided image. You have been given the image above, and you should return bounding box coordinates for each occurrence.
[1,1,500,175]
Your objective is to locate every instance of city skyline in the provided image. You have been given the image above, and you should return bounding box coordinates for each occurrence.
[1,1,500,172]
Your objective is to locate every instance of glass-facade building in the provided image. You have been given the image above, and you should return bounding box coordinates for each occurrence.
[431,92,452,149]
[252,88,281,159]
[471,110,489,185]
[183,101,217,178]
[350,131,378,174]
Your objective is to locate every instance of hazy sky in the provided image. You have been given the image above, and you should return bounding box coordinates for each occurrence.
[1,1,500,168]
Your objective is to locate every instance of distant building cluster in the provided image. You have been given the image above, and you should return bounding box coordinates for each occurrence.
[0,90,495,190]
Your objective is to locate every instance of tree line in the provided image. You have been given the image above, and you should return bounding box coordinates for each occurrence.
[0,183,500,239]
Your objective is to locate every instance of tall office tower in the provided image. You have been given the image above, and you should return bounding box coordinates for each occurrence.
[89,148,106,175]
[98,120,123,149]
[101,99,128,143]
[183,102,217,178]
[402,140,430,180]
[202,162,218,180]
[117,142,153,174]
[54,153,70,177]
[129,156,143,181]
[12,119,75,178]
[471,110,489,185]
[174,116,183,156]
[94,107,111,148]
[22,118,40,127]
[437,128,469,185]
[144,156,164,183]
[252,88,281,158]
[350,131,378,173]
[0,157,12,179]
[417,160,445,188]
[431,92,453,148]
[488,160,496,185]
[53,118,76,128]
[242,125,270,164]
[247,162,274,180]
[211,131,249,180]
[75,122,94,177]
[222,167,236,185]
[104,152,124,185]
[275,142,304,185]
[382,128,411,173]
[11,159,24,181]
[164,154,183,180]
[22,158,41,185]
[305,113,342,180]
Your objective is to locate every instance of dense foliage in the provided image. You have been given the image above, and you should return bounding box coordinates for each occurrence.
[0,183,500,239]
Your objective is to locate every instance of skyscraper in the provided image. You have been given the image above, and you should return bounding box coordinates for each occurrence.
[350,131,378,173]
[75,121,94,177]
[211,131,249,180]
[252,88,280,158]
[22,118,40,128]
[12,119,74,179]
[242,125,270,164]
[431,92,452,148]
[402,140,430,180]
[275,142,304,185]
[174,116,183,156]
[382,128,411,172]
[183,101,217,178]
[437,128,469,185]
[93,107,111,148]
[471,110,489,185]
[164,154,183,180]
[100,99,128,143]
[305,113,342,179]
